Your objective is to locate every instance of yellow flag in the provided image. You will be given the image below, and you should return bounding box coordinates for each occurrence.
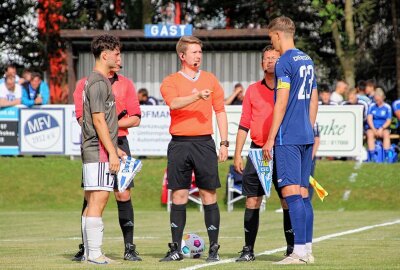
[309,176,328,201]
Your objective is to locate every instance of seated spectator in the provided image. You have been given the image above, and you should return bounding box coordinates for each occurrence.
[392,98,400,134]
[330,80,348,104]
[0,64,22,84]
[21,72,49,107]
[21,68,33,87]
[366,88,392,161]
[356,80,372,104]
[0,75,21,107]
[318,84,337,105]
[342,88,369,122]
[365,79,376,101]
[225,83,244,105]
[138,88,159,105]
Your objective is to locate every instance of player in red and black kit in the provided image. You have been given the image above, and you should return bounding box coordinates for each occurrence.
[234,45,294,261]
[72,61,142,262]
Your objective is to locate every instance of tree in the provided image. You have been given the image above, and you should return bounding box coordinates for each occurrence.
[392,0,400,98]
[0,0,40,68]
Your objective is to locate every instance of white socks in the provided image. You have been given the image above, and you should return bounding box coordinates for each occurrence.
[81,216,88,259]
[85,217,104,260]
[306,242,313,254]
[293,244,307,258]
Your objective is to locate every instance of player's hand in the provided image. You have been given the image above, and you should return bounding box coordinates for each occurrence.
[109,152,120,174]
[234,155,244,174]
[377,127,384,137]
[263,138,274,161]
[117,148,127,161]
[218,145,228,162]
[199,89,213,100]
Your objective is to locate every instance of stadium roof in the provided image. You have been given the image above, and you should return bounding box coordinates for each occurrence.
[60,29,270,51]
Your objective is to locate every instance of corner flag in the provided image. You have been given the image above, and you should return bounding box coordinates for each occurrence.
[309,175,328,201]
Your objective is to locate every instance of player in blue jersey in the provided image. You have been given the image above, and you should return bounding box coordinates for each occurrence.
[392,98,400,134]
[366,88,392,161]
[263,16,318,265]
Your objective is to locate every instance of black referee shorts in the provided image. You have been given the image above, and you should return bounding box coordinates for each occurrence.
[242,142,282,198]
[167,135,221,190]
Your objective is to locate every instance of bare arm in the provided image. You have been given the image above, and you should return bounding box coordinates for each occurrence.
[233,129,248,173]
[309,88,318,126]
[0,98,20,107]
[381,118,392,129]
[118,116,141,128]
[312,136,320,159]
[263,88,290,160]
[367,115,375,130]
[92,112,119,172]
[169,89,211,110]
[216,111,228,162]
[225,88,240,105]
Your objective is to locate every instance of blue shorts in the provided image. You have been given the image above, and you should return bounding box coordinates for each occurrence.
[275,144,313,188]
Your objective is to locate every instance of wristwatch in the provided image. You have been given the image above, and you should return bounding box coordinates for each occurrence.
[220,140,229,147]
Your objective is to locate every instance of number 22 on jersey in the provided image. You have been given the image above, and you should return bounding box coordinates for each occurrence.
[297,65,314,100]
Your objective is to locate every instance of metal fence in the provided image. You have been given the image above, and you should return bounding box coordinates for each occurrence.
[77,51,264,101]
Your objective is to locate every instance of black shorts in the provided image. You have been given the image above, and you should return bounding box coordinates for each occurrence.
[81,136,134,190]
[167,135,221,190]
[242,143,282,198]
[115,136,134,189]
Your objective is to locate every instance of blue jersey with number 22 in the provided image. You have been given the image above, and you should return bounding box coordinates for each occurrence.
[275,48,317,145]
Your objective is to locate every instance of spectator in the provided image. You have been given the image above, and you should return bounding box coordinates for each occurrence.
[356,80,372,104]
[365,79,376,101]
[366,88,392,162]
[225,83,244,105]
[21,68,33,87]
[330,80,348,104]
[318,84,337,105]
[137,88,159,105]
[0,75,21,107]
[392,98,400,134]
[342,88,369,122]
[0,63,21,84]
[21,72,49,107]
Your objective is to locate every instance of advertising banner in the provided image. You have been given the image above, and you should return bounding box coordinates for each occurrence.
[64,105,82,156]
[19,108,65,154]
[316,105,364,157]
[0,107,19,155]
[127,106,171,156]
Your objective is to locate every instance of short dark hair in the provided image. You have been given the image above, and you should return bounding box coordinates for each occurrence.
[138,88,149,96]
[91,34,121,59]
[234,83,243,89]
[262,45,279,60]
[319,84,331,93]
[31,72,42,80]
[357,80,366,91]
[4,63,16,72]
[366,79,375,87]
[5,74,15,83]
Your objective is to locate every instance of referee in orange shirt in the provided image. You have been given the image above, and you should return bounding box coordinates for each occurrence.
[159,36,228,262]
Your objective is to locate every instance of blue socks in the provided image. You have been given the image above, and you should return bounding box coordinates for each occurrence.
[303,197,314,244]
[285,195,306,245]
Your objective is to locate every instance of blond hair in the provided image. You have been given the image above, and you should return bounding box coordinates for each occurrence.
[266,16,295,35]
[176,36,202,56]
[375,87,385,98]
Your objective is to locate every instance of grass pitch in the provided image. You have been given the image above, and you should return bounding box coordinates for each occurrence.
[0,157,399,269]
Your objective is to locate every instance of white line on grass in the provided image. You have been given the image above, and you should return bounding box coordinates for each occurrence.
[179,219,400,270]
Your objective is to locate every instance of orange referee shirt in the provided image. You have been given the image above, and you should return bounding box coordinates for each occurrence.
[160,70,225,136]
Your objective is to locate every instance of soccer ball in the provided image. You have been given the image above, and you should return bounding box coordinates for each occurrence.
[181,233,206,258]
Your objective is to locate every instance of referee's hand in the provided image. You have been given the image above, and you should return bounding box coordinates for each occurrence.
[218,145,228,162]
